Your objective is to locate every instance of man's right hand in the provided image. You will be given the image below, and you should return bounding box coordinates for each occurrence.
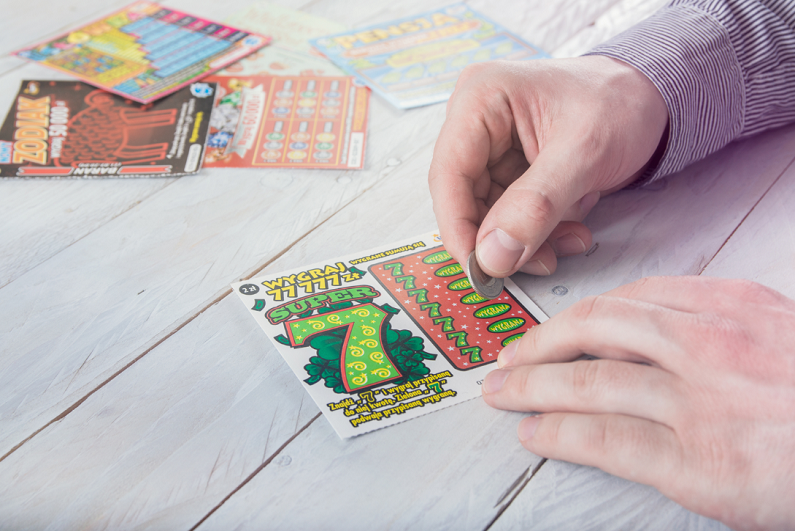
[428,56,669,277]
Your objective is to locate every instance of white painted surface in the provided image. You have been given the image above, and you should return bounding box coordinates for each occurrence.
[1,0,791,529]
[491,459,730,531]
[701,158,795,298]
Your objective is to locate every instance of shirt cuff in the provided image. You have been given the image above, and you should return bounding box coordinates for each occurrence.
[585,4,745,184]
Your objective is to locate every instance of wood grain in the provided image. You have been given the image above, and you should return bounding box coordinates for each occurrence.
[490,459,729,530]
[0,63,178,289]
[0,295,319,530]
[511,123,795,314]
[0,0,617,461]
[0,99,440,460]
[553,0,668,57]
[0,0,133,56]
[8,108,792,531]
[2,0,791,529]
[701,155,795,297]
[196,118,795,531]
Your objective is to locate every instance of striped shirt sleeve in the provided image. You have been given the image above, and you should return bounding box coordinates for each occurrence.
[586,0,795,183]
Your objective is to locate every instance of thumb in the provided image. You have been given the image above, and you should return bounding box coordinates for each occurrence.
[475,145,598,277]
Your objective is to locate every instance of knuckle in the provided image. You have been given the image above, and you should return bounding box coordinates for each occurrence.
[568,295,601,324]
[623,276,662,299]
[526,189,557,225]
[452,64,493,99]
[691,312,756,369]
[694,312,749,348]
[583,416,641,458]
[526,325,545,361]
[514,367,536,401]
[584,416,611,455]
[536,414,564,448]
[570,361,602,402]
[459,62,490,82]
[724,278,786,306]
[507,188,558,230]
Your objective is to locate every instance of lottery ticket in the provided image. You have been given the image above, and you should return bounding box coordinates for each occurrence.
[203,74,369,169]
[15,1,269,104]
[310,3,548,109]
[220,3,346,77]
[232,232,548,438]
[0,80,214,178]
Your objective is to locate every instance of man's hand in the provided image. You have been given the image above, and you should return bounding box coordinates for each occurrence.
[428,56,668,277]
[481,276,795,530]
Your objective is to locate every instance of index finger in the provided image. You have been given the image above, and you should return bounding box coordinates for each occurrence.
[498,295,688,371]
[428,81,516,266]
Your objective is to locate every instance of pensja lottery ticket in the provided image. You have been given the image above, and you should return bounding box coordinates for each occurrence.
[232,232,548,438]
[310,3,547,109]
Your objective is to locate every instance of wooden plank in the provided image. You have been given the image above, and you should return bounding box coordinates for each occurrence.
[200,403,541,531]
[0,56,27,79]
[195,124,795,531]
[0,143,544,531]
[0,0,132,57]
[553,0,668,57]
[485,0,795,519]
[510,122,795,311]
[489,459,729,530]
[0,0,615,291]
[700,157,795,297]
[0,93,441,460]
[0,0,618,460]
[0,295,320,530]
[0,61,179,289]
[467,0,622,54]
[6,117,789,530]
[0,0,322,285]
[0,176,176,289]
[3,0,790,529]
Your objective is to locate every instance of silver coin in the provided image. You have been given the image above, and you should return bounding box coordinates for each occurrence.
[465,251,504,299]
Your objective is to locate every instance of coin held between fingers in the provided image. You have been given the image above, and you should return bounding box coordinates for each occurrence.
[466,251,504,300]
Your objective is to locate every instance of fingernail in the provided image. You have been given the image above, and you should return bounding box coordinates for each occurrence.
[477,229,525,275]
[482,369,510,394]
[552,233,586,255]
[518,416,541,441]
[579,191,600,214]
[519,259,551,276]
[497,339,519,368]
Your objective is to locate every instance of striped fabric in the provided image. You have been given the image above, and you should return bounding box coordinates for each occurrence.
[587,0,795,183]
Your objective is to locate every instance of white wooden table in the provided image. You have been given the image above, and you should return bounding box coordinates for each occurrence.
[2,0,791,528]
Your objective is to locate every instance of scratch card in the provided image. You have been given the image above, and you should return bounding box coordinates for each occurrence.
[310,4,548,109]
[218,46,345,78]
[14,1,269,104]
[220,3,346,77]
[0,80,214,178]
[203,74,369,169]
[232,232,547,438]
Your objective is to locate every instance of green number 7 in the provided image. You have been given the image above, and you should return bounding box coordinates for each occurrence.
[285,303,402,392]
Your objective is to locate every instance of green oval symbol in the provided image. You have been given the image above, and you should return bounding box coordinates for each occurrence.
[474,303,511,319]
[435,263,464,277]
[461,292,487,304]
[502,333,524,347]
[448,278,472,291]
[422,250,452,264]
[488,318,526,334]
